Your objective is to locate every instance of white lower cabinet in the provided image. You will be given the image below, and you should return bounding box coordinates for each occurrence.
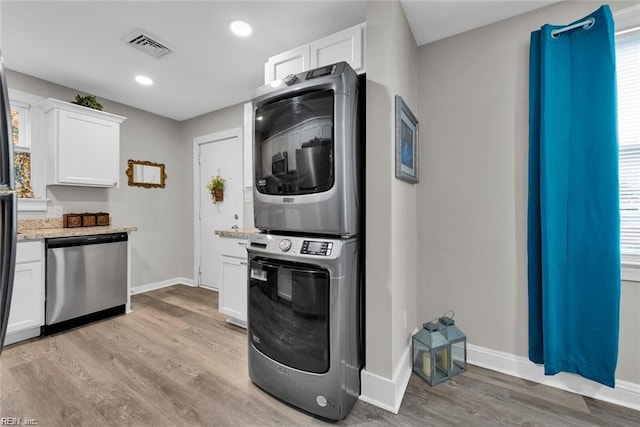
[5,240,44,346]
[218,237,248,328]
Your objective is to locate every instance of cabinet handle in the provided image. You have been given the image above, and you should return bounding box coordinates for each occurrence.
[240,261,247,266]
[237,242,247,247]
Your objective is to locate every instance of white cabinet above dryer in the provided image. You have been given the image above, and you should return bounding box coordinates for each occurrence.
[40,98,126,187]
[264,23,365,84]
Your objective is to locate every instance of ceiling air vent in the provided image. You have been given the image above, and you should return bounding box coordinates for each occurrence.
[125,29,172,59]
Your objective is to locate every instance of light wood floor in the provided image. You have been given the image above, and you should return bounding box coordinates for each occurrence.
[1,285,638,426]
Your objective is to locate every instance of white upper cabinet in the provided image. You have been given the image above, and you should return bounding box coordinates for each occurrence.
[264,45,311,85]
[40,98,126,187]
[310,23,365,73]
[264,23,365,84]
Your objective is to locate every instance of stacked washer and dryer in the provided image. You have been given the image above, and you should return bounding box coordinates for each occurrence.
[247,62,364,420]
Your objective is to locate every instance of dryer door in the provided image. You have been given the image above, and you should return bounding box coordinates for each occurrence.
[254,89,334,195]
[248,257,330,373]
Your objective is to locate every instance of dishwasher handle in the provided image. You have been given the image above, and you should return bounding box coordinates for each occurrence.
[46,232,128,249]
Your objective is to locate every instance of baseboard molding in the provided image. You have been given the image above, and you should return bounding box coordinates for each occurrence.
[130,277,196,295]
[467,344,640,412]
[4,326,40,346]
[359,340,413,414]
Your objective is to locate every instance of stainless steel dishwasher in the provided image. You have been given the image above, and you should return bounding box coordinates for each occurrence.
[44,232,128,334]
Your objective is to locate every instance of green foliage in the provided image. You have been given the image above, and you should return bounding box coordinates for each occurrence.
[71,94,103,111]
[206,175,226,191]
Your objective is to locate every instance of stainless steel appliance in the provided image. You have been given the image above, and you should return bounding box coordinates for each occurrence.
[247,232,362,420]
[252,62,361,237]
[0,50,18,355]
[44,233,127,334]
[249,62,364,421]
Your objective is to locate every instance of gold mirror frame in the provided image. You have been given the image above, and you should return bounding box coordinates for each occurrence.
[126,159,167,188]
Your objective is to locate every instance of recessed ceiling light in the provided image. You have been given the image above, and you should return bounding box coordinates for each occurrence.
[230,20,252,37]
[135,75,154,86]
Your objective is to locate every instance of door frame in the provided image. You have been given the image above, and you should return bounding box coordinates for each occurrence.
[193,127,243,288]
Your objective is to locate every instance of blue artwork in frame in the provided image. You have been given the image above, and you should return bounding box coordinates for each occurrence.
[395,95,419,183]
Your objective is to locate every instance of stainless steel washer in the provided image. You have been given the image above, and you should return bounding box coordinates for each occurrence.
[247,232,362,420]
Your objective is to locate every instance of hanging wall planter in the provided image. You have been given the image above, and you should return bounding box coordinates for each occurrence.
[207,175,226,203]
[211,188,224,202]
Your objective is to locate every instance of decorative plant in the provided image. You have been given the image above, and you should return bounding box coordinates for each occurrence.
[206,175,226,192]
[207,175,226,202]
[71,94,104,111]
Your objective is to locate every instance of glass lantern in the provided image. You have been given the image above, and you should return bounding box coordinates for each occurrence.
[411,321,450,385]
[437,316,467,377]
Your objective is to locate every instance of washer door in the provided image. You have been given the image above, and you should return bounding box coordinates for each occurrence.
[248,257,330,373]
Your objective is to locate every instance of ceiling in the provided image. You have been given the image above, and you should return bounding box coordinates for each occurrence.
[1,1,556,122]
[401,0,559,46]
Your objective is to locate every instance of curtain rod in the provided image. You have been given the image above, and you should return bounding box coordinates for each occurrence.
[551,17,595,38]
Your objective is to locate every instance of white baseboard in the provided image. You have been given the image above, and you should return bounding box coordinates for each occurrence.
[130,277,196,295]
[467,343,640,412]
[359,341,413,414]
[4,327,40,346]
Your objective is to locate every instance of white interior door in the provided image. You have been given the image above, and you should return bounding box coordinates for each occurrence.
[195,129,243,289]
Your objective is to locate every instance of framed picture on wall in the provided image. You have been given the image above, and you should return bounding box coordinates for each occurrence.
[395,95,419,184]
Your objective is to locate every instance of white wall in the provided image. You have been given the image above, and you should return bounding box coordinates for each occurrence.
[417,0,640,385]
[6,70,192,287]
[362,0,418,409]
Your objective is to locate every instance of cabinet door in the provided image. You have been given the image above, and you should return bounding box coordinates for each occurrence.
[57,110,120,186]
[220,256,247,323]
[264,45,311,84]
[309,23,365,74]
[7,261,44,335]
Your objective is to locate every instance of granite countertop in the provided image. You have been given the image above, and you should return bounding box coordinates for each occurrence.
[214,228,259,239]
[17,218,137,241]
[18,225,138,241]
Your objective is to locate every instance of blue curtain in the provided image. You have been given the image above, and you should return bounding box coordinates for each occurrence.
[528,5,620,388]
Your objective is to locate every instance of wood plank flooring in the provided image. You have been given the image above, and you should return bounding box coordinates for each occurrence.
[1,285,638,426]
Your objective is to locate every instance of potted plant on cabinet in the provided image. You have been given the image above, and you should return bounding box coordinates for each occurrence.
[71,94,104,111]
[207,175,226,202]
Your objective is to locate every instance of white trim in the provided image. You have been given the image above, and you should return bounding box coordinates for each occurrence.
[621,262,640,282]
[243,102,253,188]
[192,127,243,290]
[359,336,414,414]
[467,344,640,412]
[615,5,640,282]
[3,326,41,346]
[17,198,49,212]
[7,88,43,106]
[130,277,196,295]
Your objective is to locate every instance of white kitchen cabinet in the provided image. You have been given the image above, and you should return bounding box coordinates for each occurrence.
[218,236,248,328]
[264,23,365,84]
[310,23,365,73]
[4,240,44,346]
[40,98,126,187]
[264,45,310,85]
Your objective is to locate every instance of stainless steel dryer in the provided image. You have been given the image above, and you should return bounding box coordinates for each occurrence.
[252,62,361,237]
[247,232,362,420]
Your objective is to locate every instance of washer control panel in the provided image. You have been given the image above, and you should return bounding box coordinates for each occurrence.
[249,233,341,258]
[300,240,333,256]
[279,238,292,252]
